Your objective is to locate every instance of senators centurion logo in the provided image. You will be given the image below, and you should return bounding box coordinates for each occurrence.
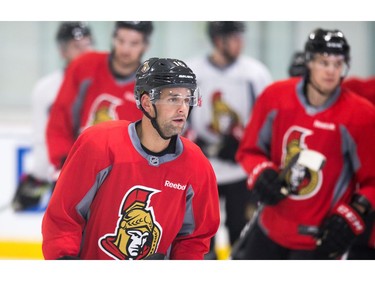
[281,126,323,200]
[99,186,162,260]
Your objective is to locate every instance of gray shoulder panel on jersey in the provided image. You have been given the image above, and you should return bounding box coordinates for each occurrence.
[177,185,195,236]
[257,109,277,158]
[75,165,113,220]
[331,125,359,207]
[72,78,93,139]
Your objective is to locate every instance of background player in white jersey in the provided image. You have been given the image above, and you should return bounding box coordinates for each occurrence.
[12,22,94,212]
[187,21,273,259]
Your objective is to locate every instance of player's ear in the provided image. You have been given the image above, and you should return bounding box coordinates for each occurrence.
[141,94,154,115]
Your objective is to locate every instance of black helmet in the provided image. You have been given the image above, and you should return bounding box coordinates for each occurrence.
[135,57,199,109]
[288,51,307,77]
[305,28,350,64]
[56,21,91,43]
[208,21,245,42]
[114,21,153,37]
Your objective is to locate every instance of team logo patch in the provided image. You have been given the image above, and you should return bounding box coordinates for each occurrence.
[282,126,323,200]
[141,61,150,73]
[99,186,162,260]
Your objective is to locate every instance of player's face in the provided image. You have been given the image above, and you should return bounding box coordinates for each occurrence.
[61,36,93,64]
[218,33,244,62]
[113,28,148,67]
[153,87,191,138]
[309,54,345,95]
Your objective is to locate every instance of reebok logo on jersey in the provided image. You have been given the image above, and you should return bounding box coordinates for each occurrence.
[313,120,336,131]
[164,180,187,191]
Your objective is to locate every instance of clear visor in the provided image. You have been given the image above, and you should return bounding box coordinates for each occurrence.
[150,87,202,107]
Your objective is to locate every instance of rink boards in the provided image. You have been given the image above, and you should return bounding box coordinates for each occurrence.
[0,125,43,259]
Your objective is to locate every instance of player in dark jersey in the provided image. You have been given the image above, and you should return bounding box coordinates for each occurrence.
[46,21,153,181]
[42,57,220,260]
[234,28,375,259]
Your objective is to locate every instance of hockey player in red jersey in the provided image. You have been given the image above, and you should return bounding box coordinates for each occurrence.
[46,21,153,180]
[12,22,94,212]
[235,28,375,259]
[42,57,220,260]
[342,76,375,259]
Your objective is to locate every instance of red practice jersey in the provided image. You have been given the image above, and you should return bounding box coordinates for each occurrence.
[46,52,143,170]
[42,120,220,260]
[236,77,375,250]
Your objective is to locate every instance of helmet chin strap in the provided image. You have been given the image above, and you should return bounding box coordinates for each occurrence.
[141,104,172,140]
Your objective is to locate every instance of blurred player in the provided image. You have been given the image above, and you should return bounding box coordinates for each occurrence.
[235,28,375,259]
[46,21,153,181]
[187,21,272,259]
[12,22,94,211]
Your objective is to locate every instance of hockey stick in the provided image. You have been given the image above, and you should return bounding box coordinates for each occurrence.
[229,149,326,259]
[229,207,261,260]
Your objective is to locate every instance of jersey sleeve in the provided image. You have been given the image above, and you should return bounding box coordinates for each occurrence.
[352,105,375,208]
[46,61,83,171]
[169,152,220,259]
[235,87,279,188]
[42,127,107,259]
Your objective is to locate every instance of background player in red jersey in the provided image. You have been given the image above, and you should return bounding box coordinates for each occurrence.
[12,22,94,212]
[41,57,220,260]
[342,76,375,259]
[46,21,153,181]
[234,28,375,259]
[286,48,375,260]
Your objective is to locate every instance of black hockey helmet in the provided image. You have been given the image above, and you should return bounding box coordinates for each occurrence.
[114,21,153,37]
[56,22,92,43]
[304,28,350,64]
[288,51,307,77]
[134,57,200,109]
[208,21,245,42]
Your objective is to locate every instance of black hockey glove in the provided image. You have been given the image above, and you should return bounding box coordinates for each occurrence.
[218,134,239,163]
[315,199,369,259]
[11,174,52,211]
[252,168,287,205]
